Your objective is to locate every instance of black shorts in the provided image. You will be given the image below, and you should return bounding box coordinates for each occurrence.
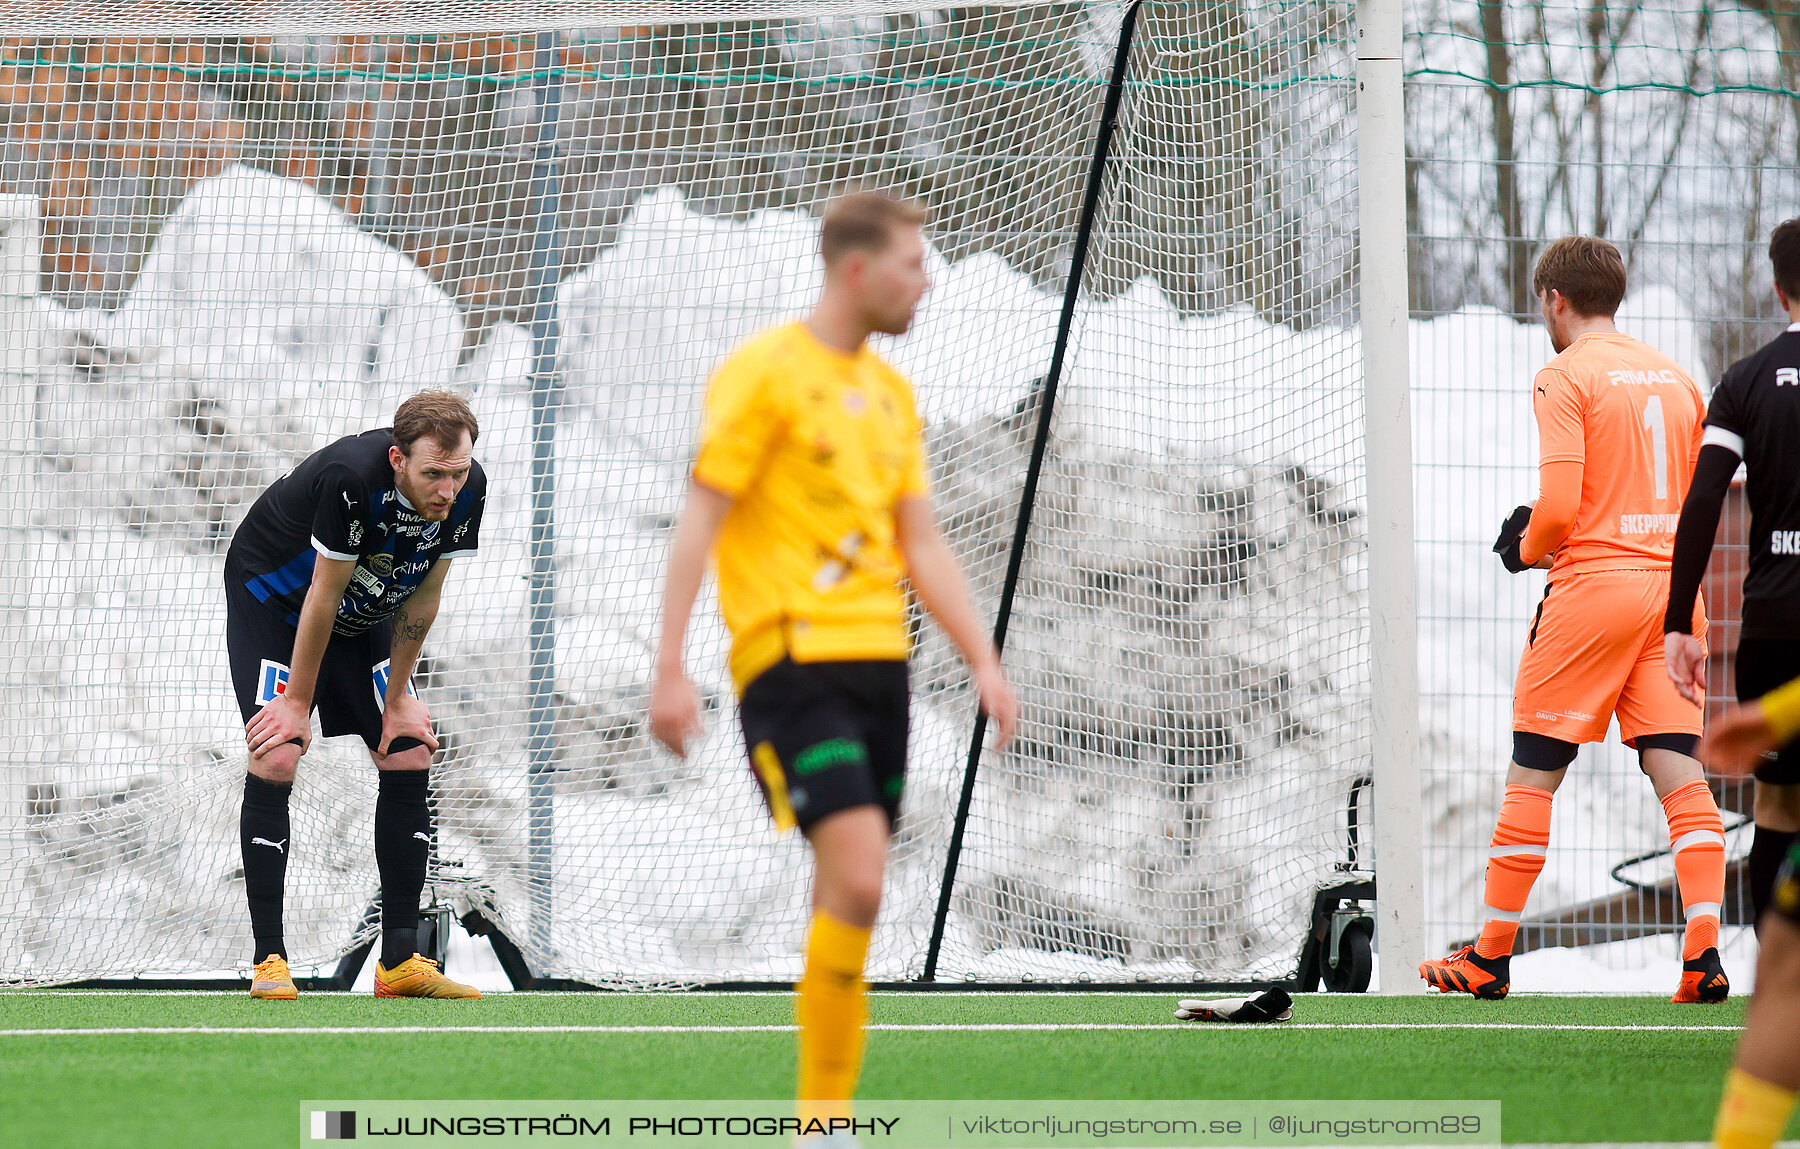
[1736,638,1800,785]
[224,574,423,754]
[738,658,909,832]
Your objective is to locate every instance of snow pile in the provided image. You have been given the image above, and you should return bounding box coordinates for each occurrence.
[29,163,466,551]
[0,172,1711,987]
[44,163,463,394]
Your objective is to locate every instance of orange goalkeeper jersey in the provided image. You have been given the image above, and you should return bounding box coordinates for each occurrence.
[1530,331,1706,578]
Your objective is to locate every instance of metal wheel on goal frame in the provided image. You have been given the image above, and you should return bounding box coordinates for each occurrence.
[1295,772,1377,993]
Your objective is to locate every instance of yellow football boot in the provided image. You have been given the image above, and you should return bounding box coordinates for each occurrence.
[250,954,297,1000]
[374,953,481,999]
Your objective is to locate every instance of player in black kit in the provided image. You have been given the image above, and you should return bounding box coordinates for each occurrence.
[226,390,486,999]
[1666,218,1800,928]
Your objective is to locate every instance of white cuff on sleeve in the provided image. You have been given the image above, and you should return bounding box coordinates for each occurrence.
[311,536,358,562]
[1701,425,1745,458]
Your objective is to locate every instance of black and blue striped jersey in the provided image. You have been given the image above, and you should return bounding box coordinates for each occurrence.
[226,428,485,635]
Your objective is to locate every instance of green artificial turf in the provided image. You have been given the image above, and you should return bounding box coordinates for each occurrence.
[0,991,1763,1147]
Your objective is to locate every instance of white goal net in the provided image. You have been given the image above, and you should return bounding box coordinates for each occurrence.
[0,0,1368,987]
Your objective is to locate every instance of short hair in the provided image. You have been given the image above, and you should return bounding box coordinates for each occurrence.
[1532,236,1627,317]
[393,389,479,455]
[820,191,927,265]
[1771,218,1800,301]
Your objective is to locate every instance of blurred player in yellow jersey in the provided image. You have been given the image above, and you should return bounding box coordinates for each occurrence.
[650,192,1017,1143]
[1700,687,1800,1148]
[1419,236,1728,1003]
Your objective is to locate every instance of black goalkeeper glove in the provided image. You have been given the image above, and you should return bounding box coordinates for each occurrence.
[1493,504,1535,574]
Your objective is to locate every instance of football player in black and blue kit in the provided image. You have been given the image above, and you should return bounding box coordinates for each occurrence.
[225,390,486,999]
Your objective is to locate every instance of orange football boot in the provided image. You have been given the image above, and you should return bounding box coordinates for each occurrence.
[1671,947,1730,1003]
[1418,944,1510,999]
[374,954,481,999]
[250,954,297,1000]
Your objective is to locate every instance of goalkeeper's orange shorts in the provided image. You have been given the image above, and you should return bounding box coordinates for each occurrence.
[1512,568,1705,746]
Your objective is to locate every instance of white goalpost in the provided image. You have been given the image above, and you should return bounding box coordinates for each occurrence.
[1356,0,1424,996]
[0,0,1419,990]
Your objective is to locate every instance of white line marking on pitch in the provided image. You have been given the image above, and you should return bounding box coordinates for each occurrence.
[6,990,354,996]
[3,994,1699,1001]
[0,1022,1742,1036]
[3,991,1339,1000]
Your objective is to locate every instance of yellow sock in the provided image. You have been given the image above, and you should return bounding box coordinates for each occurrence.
[1716,1068,1798,1149]
[796,910,872,1129]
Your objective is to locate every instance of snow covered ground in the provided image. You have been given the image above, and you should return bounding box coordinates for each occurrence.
[0,166,1743,990]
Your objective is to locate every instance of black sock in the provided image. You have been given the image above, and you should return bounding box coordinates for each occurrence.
[376,768,432,968]
[1749,825,1796,931]
[240,773,293,963]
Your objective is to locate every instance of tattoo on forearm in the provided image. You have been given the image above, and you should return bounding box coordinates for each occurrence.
[394,607,430,644]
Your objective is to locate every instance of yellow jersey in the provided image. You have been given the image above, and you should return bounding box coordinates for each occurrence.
[692,322,930,692]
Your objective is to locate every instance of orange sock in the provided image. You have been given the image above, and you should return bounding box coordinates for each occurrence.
[796,910,871,1127]
[1663,779,1726,960]
[1474,784,1554,959]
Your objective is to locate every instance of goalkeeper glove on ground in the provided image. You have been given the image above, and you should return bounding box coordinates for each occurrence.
[1174,988,1293,1023]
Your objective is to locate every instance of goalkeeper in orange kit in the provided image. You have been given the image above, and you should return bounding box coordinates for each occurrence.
[1419,236,1728,1003]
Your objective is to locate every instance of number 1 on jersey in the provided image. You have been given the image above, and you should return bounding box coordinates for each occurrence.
[1642,394,1668,501]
